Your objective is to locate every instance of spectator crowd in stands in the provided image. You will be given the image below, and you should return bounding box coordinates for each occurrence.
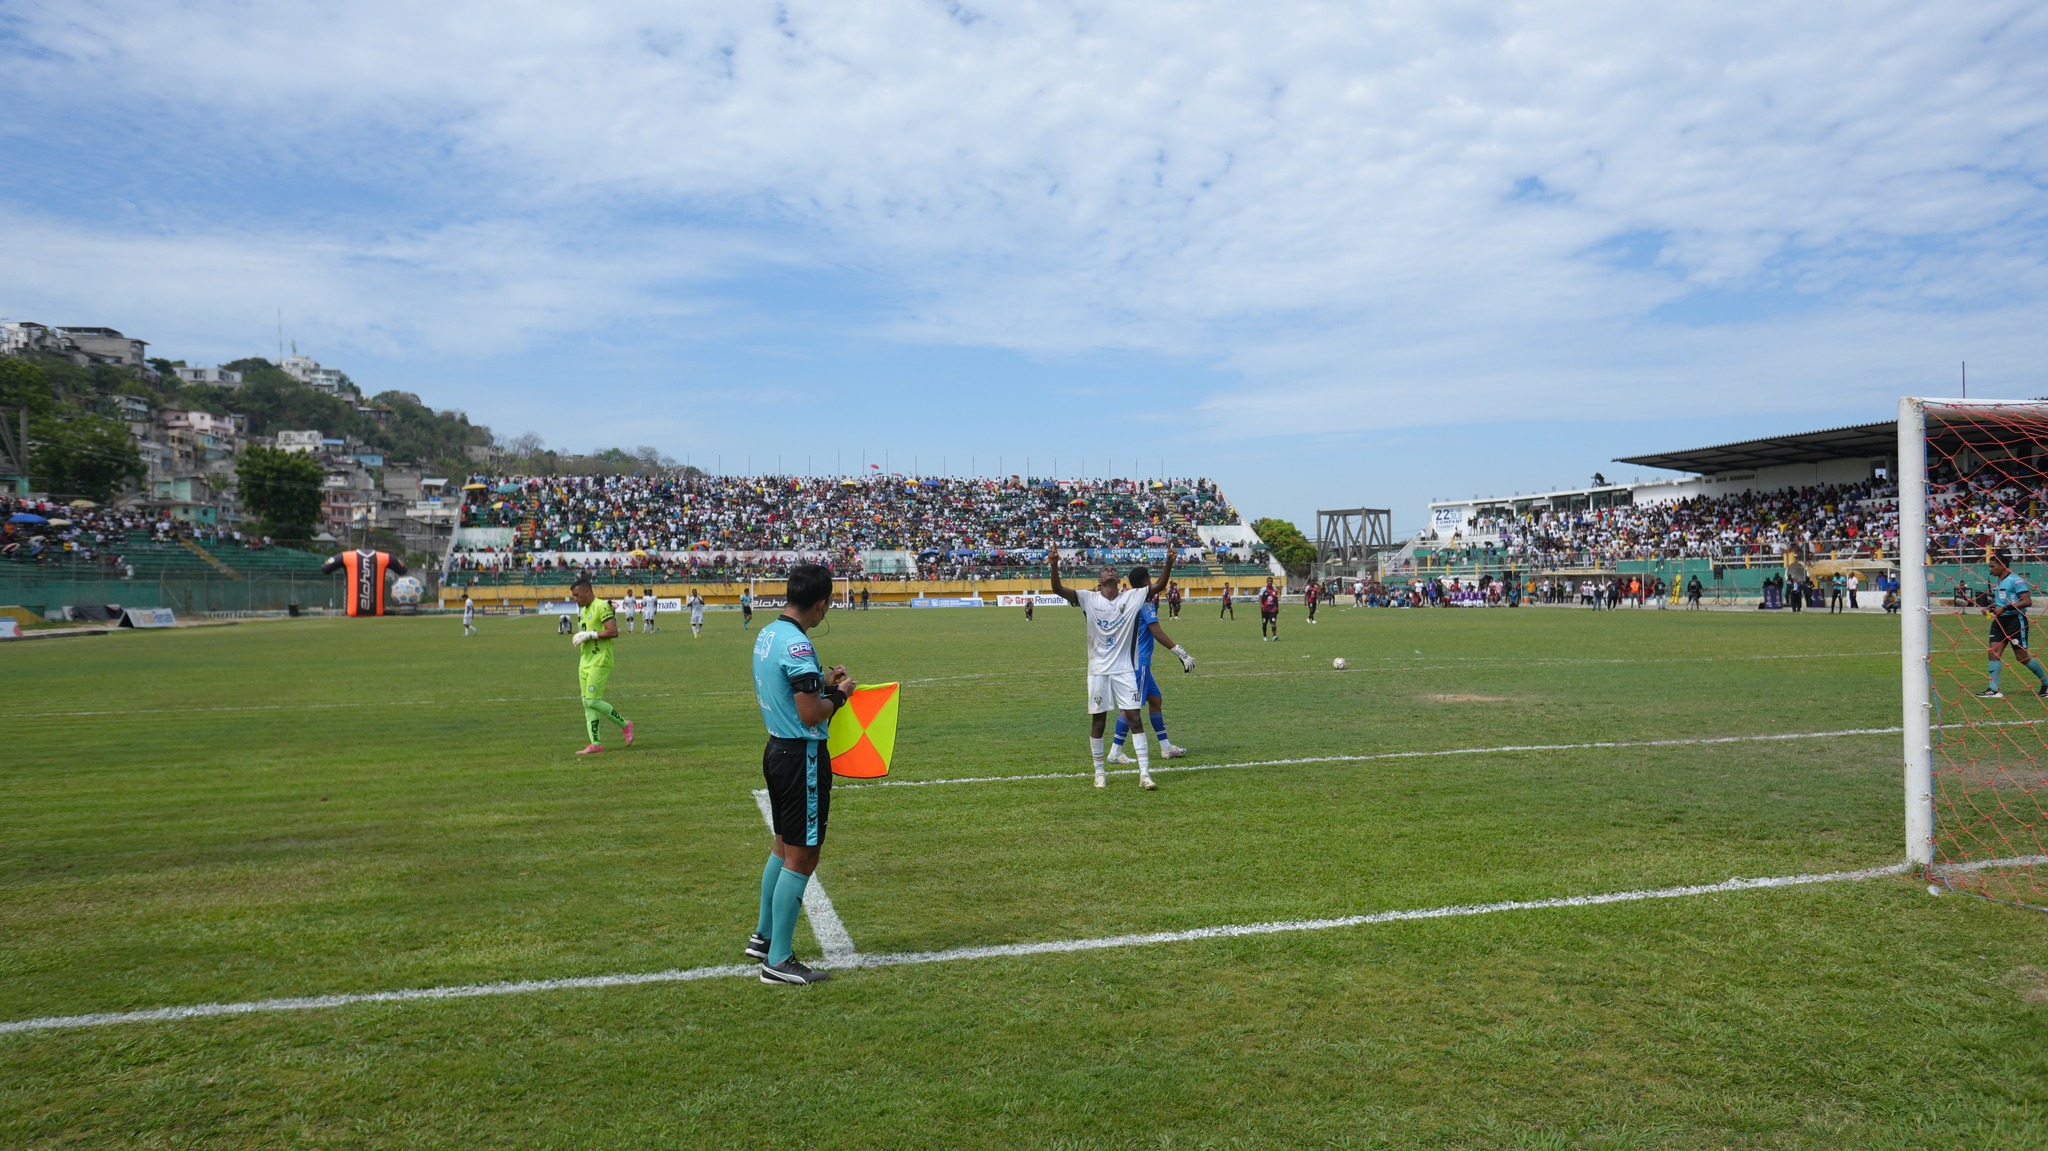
[2,495,283,575]
[448,473,1254,583]
[1453,479,1902,568]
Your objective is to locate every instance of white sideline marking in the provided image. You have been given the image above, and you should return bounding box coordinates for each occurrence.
[1933,852,2048,875]
[751,789,858,963]
[836,726,1910,790]
[838,718,2048,791]
[0,861,1920,1036]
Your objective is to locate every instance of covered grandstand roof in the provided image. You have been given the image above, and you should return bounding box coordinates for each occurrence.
[1616,421,1895,475]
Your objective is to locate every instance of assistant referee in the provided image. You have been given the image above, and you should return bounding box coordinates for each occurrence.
[745,563,855,986]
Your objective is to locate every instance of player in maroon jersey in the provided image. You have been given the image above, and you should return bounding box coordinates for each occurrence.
[1220,583,1234,620]
[1259,577,1281,641]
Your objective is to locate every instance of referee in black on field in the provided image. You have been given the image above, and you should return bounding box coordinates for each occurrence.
[745,563,854,986]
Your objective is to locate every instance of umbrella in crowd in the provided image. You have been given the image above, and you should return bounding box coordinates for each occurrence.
[8,512,47,524]
[68,499,96,508]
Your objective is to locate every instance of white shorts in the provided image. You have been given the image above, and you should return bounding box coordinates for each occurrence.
[1087,672,1141,713]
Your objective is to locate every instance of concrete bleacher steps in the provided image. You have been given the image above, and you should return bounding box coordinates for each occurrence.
[180,538,241,580]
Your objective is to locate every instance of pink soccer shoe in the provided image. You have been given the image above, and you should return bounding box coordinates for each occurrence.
[622,720,635,747]
[576,743,606,756]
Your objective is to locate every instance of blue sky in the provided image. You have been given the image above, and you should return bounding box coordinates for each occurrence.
[3,0,2046,535]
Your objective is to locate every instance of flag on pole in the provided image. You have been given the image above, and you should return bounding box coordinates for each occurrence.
[828,682,899,778]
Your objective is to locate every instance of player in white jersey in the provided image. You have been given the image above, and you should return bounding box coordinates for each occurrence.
[1049,542,1175,790]
[462,595,476,637]
[622,591,639,633]
[641,588,658,634]
[688,589,706,637]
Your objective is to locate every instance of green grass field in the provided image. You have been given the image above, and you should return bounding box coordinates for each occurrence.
[3,602,2046,1149]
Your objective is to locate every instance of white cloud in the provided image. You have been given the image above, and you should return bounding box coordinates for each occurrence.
[2,0,2045,427]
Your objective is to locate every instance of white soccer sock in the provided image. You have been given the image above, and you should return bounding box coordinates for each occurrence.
[1132,730,1150,774]
[1090,736,1105,770]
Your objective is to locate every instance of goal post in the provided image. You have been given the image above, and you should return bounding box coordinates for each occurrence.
[1899,396,1932,868]
[1903,396,2048,909]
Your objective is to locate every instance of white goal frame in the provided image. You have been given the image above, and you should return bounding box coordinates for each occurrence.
[1898,395,2048,869]
[1898,396,1933,867]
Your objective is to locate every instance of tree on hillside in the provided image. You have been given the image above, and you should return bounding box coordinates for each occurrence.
[0,358,60,422]
[31,414,144,502]
[1250,517,1317,578]
[236,446,325,543]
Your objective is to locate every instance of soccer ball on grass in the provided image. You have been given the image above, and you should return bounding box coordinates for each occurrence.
[1332,657,1347,670]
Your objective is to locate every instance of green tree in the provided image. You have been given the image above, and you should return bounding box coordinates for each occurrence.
[29,413,145,502]
[1250,516,1317,578]
[236,446,325,543]
[0,357,57,418]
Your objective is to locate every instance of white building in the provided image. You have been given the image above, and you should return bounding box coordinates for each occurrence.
[280,354,350,394]
[175,366,243,386]
[275,430,324,454]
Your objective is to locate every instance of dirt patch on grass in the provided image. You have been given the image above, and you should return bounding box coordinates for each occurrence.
[1426,693,1508,704]
[2000,966,2048,1005]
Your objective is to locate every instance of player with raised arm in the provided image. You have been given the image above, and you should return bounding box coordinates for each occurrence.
[688,588,705,637]
[1106,594,1194,765]
[568,573,634,755]
[1974,549,2048,700]
[1049,542,1175,790]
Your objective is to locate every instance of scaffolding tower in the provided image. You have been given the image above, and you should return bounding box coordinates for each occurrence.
[1314,507,1393,581]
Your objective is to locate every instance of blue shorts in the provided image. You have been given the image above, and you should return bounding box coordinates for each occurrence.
[1137,664,1162,702]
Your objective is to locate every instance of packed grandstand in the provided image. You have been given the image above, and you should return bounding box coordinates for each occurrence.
[8,450,2042,600]
[444,474,1264,584]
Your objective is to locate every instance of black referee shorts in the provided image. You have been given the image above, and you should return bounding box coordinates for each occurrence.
[1991,612,2030,650]
[763,736,830,848]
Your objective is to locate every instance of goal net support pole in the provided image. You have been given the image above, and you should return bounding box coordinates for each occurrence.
[1898,396,1933,867]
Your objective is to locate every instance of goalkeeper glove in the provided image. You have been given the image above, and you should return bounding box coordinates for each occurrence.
[572,630,598,645]
[1173,645,1194,672]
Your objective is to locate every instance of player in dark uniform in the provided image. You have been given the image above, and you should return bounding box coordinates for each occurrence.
[1305,581,1319,624]
[1259,577,1280,641]
[1220,583,1234,619]
[1167,581,1182,620]
[745,563,854,985]
[1975,549,2048,700]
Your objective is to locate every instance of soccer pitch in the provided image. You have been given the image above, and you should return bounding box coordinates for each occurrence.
[4,604,2045,1148]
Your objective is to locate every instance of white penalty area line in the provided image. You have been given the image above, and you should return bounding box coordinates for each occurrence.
[751,789,858,963]
[838,717,2048,791]
[0,860,1923,1036]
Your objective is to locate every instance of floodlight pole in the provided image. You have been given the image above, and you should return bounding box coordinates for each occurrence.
[1898,396,1933,868]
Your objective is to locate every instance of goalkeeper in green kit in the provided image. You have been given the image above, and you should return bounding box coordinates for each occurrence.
[569,573,635,755]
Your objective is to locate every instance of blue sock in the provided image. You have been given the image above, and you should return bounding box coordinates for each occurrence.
[755,854,783,938]
[1112,716,1129,748]
[1989,659,2002,691]
[768,868,810,966]
[2029,659,2047,685]
[1150,711,1169,743]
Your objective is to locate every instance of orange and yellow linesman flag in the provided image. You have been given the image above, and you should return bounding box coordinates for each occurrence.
[827,682,899,778]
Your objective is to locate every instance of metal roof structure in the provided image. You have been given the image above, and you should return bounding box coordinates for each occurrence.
[1616,421,1896,476]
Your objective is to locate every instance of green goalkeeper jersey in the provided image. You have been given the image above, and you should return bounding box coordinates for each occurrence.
[578,599,616,670]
